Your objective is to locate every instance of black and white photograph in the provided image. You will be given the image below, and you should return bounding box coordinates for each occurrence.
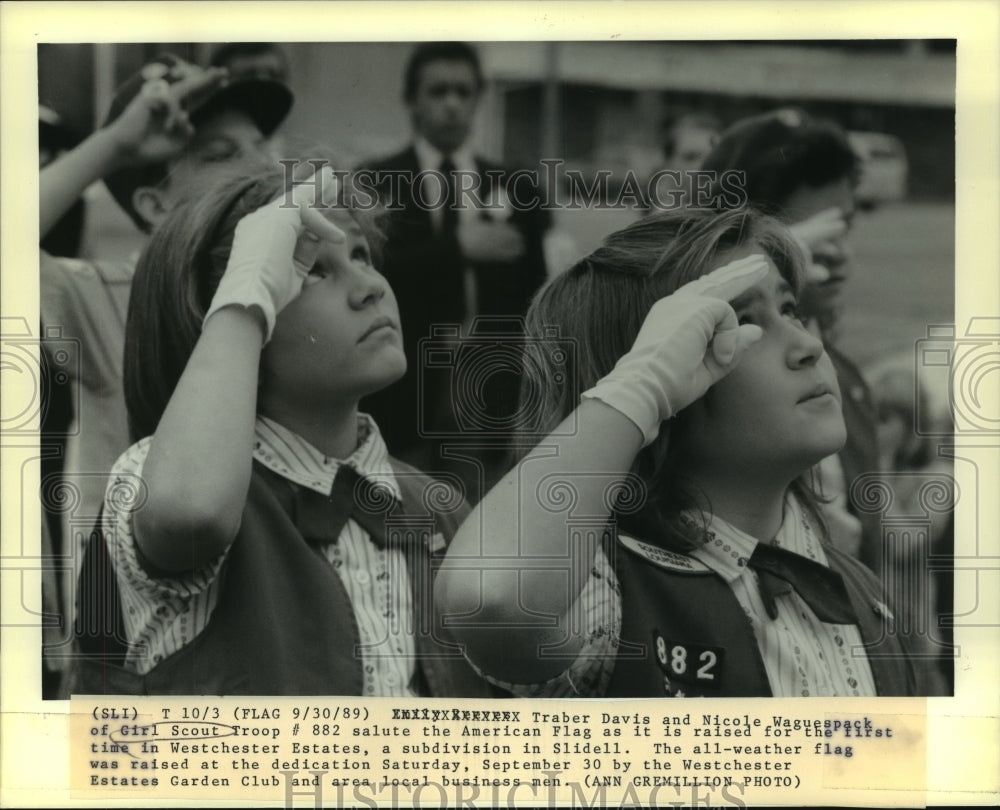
[2,2,998,808]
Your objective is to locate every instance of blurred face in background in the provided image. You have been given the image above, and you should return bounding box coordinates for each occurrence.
[666,123,719,174]
[137,108,271,230]
[409,59,481,154]
[659,120,720,203]
[782,176,856,333]
[163,109,271,199]
[220,51,288,83]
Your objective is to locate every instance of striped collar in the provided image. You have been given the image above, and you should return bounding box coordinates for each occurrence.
[252,414,401,501]
[689,496,829,583]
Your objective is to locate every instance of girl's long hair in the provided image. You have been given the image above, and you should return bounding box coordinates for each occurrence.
[516,206,828,551]
[123,162,385,442]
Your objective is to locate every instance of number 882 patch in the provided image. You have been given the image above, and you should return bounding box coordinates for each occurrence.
[653,631,724,692]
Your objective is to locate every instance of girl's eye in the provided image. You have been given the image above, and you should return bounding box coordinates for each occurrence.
[781,300,804,323]
[351,246,372,264]
[200,146,239,164]
[303,264,329,285]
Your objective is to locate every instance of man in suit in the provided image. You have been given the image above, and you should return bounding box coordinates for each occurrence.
[362,42,549,490]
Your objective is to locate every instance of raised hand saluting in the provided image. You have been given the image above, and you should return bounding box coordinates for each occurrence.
[582,254,769,446]
[104,60,229,167]
[204,167,348,342]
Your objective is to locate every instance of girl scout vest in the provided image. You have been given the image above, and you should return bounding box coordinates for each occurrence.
[605,534,915,698]
[72,459,494,697]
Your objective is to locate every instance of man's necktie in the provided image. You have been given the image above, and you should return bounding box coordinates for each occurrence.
[295,465,401,548]
[747,543,859,625]
[439,156,458,234]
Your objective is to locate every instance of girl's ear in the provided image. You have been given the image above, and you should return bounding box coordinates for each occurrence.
[132,186,169,231]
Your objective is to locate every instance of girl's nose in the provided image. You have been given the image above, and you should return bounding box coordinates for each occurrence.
[786,321,826,369]
[443,88,470,111]
[348,270,387,309]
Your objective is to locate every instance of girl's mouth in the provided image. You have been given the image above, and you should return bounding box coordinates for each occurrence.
[359,317,395,341]
[798,384,834,403]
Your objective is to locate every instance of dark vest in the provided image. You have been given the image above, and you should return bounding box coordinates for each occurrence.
[605,535,915,698]
[72,459,495,697]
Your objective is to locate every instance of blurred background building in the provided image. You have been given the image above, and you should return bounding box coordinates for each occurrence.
[39,40,954,196]
[38,39,955,366]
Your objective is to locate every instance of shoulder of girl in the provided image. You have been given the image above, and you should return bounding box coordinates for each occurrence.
[617,534,712,574]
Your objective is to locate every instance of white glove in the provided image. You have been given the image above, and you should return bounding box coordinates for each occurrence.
[581,254,768,446]
[203,167,346,341]
[787,206,848,283]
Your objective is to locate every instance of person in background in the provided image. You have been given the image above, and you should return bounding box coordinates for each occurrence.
[361,42,549,494]
[38,103,85,697]
[39,56,293,679]
[40,105,86,257]
[648,112,721,210]
[208,42,292,160]
[209,41,290,83]
[700,108,883,575]
[865,353,954,695]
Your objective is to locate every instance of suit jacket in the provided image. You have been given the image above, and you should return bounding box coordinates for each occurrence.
[359,146,550,457]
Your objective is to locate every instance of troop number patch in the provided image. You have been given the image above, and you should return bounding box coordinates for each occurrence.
[652,632,725,687]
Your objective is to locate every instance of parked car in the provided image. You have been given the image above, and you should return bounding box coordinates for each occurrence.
[848,131,908,209]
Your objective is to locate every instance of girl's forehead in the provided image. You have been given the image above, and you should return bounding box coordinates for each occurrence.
[314,221,370,259]
[319,203,363,230]
[713,239,766,267]
[730,263,788,310]
[708,240,780,280]
[336,219,366,239]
